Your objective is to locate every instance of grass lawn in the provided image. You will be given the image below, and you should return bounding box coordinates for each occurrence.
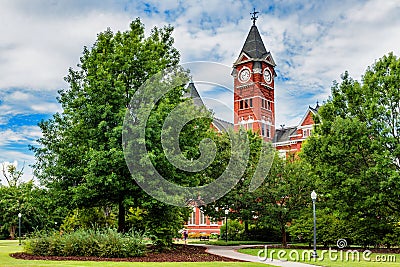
[238,247,400,267]
[188,239,273,246]
[0,240,266,267]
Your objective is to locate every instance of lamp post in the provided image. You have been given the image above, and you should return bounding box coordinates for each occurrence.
[18,213,22,246]
[224,209,229,243]
[311,190,317,258]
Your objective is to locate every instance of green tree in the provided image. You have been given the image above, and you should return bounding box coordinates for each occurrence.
[302,52,400,246]
[288,209,348,247]
[0,181,61,239]
[0,184,21,239]
[258,156,314,246]
[201,131,273,238]
[60,207,117,232]
[201,132,312,246]
[32,19,180,233]
[31,19,217,249]
[219,219,245,241]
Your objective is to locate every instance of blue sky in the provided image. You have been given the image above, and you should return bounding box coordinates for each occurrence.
[1,0,400,182]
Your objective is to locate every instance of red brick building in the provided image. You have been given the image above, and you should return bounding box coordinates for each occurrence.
[185,207,223,235]
[184,18,317,235]
[273,105,319,158]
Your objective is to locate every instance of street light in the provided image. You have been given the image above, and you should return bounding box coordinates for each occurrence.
[224,209,229,243]
[18,213,22,246]
[311,190,317,258]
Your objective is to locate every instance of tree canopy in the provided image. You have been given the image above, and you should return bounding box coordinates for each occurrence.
[302,52,400,246]
[31,19,208,245]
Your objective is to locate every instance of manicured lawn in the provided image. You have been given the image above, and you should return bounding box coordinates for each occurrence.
[239,247,400,267]
[188,240,273,246]
[0,240,266,267]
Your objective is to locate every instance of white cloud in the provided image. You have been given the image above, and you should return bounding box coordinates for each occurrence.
[257,0,400,127]
[1,0,400,182]
[0,89,61,121]
[0,126,40,183]
[0,158,35,185]
[0,126,42,147]
[9,91,31,101]
[0,3,133,90]
[0,129,26,145]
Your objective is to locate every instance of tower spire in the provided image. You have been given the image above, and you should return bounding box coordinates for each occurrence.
[239,20,267,59]
[250,8,259,25]
[233,9,276,142]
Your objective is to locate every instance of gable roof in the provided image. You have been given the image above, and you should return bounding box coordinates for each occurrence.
[185,82,205,107]
[298,105,319,127]
[184,82,233,132]
[273,126,297,143]
[273,103,320,144]
[212,117,234,132]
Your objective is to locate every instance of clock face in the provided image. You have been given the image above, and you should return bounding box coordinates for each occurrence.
[238,68,251,83]
[263,68,272,84]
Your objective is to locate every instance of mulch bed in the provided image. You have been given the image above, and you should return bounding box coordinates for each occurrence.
[11,245,242,262]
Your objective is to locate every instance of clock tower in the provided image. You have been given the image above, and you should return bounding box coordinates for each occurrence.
[233,11,276,142]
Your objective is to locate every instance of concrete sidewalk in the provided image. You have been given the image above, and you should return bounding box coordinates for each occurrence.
[192,244,318,267]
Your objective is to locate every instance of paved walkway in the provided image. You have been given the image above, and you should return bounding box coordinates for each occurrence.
[191,244,318,267]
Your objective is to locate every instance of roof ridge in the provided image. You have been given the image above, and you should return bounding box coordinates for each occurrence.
[277,125,297,130]
[213,117,233,124]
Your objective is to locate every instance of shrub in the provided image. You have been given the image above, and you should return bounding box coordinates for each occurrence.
[24,228,147,258]
[188,232,201,239]
[209,233,219,239]
[219,219,244,241]
[60,207,117,233]
[246,224,281,242]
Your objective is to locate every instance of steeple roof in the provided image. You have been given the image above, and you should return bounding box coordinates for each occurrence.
[240,25,268,59]
[184,82,233,132]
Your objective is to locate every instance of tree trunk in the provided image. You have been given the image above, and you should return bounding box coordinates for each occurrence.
[281,226,287,247]
[244,220,249,239]
[117,197,126,233]
[9,225,16,240]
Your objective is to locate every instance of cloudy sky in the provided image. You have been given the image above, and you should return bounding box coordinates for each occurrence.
[1,0,399,182]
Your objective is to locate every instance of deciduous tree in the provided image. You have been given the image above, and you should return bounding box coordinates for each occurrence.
[32,19,216,248]
[302,52,400,246]
[32,19,181,234]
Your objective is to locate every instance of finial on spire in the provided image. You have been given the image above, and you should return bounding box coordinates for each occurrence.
[250,8,259,25]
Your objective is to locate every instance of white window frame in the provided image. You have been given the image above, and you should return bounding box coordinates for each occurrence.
[199,210,206,225]
[188,207,196,225]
